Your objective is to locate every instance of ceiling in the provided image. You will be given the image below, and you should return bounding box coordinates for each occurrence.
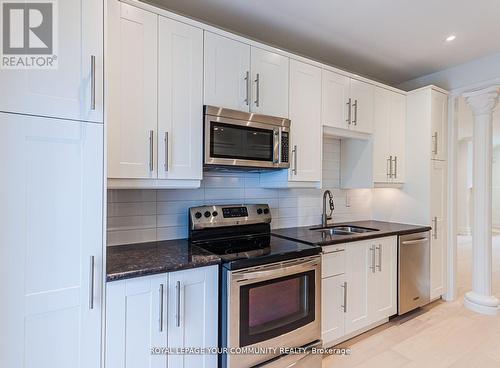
[146,0,500,86]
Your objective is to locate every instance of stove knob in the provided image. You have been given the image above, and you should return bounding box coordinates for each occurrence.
[212,211,218,217]
[204,211,211,218]
[195,212,202,219]
[257,208,263,215]
[263,208,270,214]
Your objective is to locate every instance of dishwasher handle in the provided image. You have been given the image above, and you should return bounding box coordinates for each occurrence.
[401,237,429,245]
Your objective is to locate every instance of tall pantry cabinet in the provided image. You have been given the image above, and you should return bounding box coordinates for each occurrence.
[406,86,448,300]
[0,1,105,367]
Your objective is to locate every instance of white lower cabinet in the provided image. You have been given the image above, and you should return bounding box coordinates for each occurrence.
[105,266,218,368]
[0,113,104,368]
[322,237,397,347]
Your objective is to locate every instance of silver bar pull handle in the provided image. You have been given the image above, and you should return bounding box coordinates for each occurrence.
[352,99,358,125]
[292,145,298,175]
[254,73,260,107]
[164,132,169,172]
[393,156,398,179]
[370,245,376,273]
[149,130,154,172]
[389,156,394,179]
[159,284,164,332]
[376,244,382,271]
[90,55,96,110]
[341,282,348,313]
[176,280,181,327]
[433,217,438,239]
[244,71,250,106]
[346,98,352,125]
[432,132,438,155]
[89,256,95,310]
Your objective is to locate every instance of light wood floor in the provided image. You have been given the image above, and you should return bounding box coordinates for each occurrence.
[323,235,500,368]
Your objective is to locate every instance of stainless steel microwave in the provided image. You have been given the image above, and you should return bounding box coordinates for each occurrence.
[204,105,290,170]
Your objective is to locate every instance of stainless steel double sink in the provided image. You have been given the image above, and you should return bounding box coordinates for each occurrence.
[310,225,379,236]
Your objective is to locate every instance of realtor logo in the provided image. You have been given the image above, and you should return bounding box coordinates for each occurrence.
[1,0,58,69]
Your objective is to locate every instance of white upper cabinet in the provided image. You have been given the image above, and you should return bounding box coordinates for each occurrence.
[107,0,158,179]
[0,114,103,368]
[373,87,406,184]
[0,0,103,123]
[288,59,322,182]
[431,90,448,161]
[251,47,289,118]
[158,17,203,181]
[350,79,374,134]
[322,70,351,129]
[204,32,251,112]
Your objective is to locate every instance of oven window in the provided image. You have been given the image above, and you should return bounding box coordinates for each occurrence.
[239,271,315,347]
[210,122,274,161]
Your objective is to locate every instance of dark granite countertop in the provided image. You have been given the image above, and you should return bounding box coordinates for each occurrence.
[271,220,431,246]
[106,239,221,282]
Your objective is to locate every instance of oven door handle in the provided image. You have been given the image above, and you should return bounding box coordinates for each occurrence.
[233,258,319,282]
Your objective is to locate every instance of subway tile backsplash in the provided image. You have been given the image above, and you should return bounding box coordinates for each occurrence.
[107,138,373,246]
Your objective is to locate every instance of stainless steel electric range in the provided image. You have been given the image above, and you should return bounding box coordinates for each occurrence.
[189,204,322,368]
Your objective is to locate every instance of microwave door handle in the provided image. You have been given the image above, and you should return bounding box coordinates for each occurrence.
[273,129,279,164]
[278,129,282,164]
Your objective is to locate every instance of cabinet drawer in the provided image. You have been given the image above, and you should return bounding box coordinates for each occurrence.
[322,250,345,278]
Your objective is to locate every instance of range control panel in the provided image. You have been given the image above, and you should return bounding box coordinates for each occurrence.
[189,204,271,230]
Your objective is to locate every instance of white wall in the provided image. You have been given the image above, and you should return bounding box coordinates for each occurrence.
[107,137,372,245]
[397,52,500,91]
[494,145,500,231]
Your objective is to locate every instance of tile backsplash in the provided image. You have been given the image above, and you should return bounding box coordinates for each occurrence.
[107,138,373,246]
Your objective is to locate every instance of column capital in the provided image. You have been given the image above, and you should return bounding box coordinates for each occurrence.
[463,85,500,116]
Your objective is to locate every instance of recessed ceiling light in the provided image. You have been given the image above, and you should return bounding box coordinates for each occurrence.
[446,34,456,42]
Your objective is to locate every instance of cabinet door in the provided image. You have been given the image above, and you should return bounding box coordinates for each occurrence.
[204,32,251,112]
[0,0,103,122]
[288,59,322,182]
[373,87,392,183]
[350,79,374,134]
[250,47,289,117]
[369,237,397,322]
[431,90,448,161]
[106,275,168,368]
[345,241,371,335]
[430,159,447,299]
[322,274,346,345]
[168,266,218,368]
[0,114,103,368]
[107,0,158,179]
[390,93,406,183]
[158,17,203,180]
[322,70,350,129]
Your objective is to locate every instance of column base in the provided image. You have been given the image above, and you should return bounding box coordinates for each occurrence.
[464,291,500,315]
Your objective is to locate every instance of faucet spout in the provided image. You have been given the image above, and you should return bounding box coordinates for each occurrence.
[322,190,334,227]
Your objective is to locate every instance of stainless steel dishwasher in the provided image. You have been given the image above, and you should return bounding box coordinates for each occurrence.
[398,231,431,315]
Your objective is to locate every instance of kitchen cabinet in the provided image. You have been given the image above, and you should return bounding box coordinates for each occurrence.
[430,159,448,299]
[322,237,397,346]
[405,85,448,300]
[158,17,203,181]
[167,267,218,368]
[322,70,374,134]
[105,266,218,368]
[107,0,203,188]
[250,47,289,118]
[431,90,448,161]
[288,59,322,182]
[0,113,103,368]
[373,87,406,184]
[106,274,168,368]
[204,32,251,112]
[0,0,103,123]
[204,33,289,118]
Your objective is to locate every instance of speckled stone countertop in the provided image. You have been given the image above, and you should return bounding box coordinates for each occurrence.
[272,220,431,246]
[106,239,221,282]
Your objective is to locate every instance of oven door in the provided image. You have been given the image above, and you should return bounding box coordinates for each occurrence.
[204,115,286,169]
[226,256,321,368]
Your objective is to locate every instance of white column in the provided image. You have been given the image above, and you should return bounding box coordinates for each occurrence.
[463,86,500,315]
